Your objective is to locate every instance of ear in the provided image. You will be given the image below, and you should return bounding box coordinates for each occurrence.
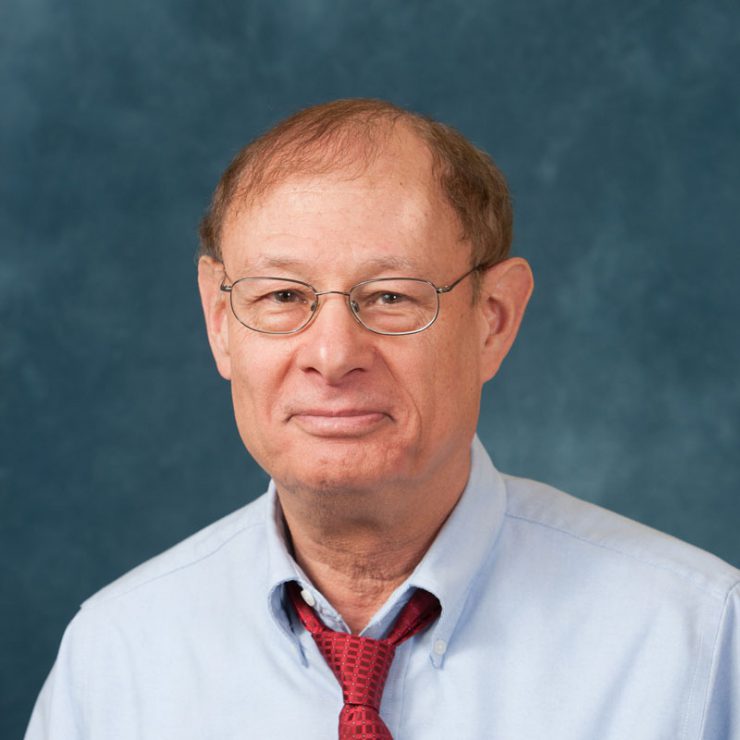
[197,256,233,380]
[477,257,534,383]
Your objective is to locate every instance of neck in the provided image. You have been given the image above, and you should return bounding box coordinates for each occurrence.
[277,454,469,633]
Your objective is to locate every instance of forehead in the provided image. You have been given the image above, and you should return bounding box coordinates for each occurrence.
[221,133,468,279]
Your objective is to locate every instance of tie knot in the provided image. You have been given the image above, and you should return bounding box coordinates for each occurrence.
[286,581,441,739]
[314,631,396,709]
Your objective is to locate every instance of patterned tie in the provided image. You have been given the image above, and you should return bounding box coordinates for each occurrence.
[287,581,441,739]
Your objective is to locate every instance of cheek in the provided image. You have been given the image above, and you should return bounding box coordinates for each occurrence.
[398,324,481,424]
[228,335,287,422]
[228,340,289,469]
[430,319,482,412]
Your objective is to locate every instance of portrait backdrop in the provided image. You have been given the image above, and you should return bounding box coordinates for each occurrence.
[2,0,739,736]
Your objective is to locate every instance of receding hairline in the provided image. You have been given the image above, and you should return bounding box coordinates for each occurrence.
[222,111,444,233]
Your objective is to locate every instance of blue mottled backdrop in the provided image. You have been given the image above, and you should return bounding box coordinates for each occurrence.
[2,0,739,735]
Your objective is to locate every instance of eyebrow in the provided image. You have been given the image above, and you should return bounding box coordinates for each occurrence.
[249,254,421,274]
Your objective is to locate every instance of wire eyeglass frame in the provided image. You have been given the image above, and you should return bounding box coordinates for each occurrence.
[219,264,483,336]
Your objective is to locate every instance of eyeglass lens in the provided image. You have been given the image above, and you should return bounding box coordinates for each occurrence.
[229,278,439,334]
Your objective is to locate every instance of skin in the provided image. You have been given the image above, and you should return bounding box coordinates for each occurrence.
[198,127,533,632]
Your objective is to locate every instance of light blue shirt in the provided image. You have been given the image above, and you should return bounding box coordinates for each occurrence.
[26,437,739,739]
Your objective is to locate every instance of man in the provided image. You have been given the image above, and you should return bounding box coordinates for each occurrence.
[27,99,738,739]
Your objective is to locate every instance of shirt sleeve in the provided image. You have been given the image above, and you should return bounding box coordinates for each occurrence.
[24,614,86,740]
[701,582,740,739]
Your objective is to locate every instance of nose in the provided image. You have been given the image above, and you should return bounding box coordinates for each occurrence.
[296,292,375,384]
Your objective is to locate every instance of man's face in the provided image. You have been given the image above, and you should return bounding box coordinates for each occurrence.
[206,134,496,498]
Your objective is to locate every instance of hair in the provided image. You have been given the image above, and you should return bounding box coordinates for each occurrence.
[198,99,513,273]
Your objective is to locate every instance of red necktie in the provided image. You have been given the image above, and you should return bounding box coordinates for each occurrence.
[287,581,441,739]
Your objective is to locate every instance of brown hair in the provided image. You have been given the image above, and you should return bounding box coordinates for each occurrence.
[198,99,513,271]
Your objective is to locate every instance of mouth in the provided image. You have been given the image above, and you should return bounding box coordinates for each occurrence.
[287,408,390,437]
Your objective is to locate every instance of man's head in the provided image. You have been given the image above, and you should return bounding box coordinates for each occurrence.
[197,99,532,515]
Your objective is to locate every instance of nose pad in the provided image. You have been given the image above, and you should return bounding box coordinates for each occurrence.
[347,296,364,328]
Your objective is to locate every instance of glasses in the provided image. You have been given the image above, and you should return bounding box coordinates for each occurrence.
[220,265,481,336]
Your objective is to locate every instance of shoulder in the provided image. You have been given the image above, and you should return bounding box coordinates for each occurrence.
[80,492,270,612]
[500,473,740,601]
[33,493,277,732]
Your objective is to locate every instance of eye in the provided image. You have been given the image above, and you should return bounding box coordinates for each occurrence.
[368,291,409,306]
[266,289,305,304]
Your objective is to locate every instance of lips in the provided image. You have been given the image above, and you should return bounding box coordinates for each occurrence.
[287,407,390,437]
[290,408,385,418]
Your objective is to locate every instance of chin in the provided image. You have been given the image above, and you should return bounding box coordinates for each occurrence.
[269,436,413,495]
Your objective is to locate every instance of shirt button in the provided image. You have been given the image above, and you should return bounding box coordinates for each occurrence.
[433,639,447,656]
[300,589,316,607]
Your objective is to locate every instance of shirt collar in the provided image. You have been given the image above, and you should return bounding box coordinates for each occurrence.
[264,434,508,667]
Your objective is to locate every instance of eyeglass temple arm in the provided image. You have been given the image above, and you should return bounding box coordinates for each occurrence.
[436,265,482,294]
